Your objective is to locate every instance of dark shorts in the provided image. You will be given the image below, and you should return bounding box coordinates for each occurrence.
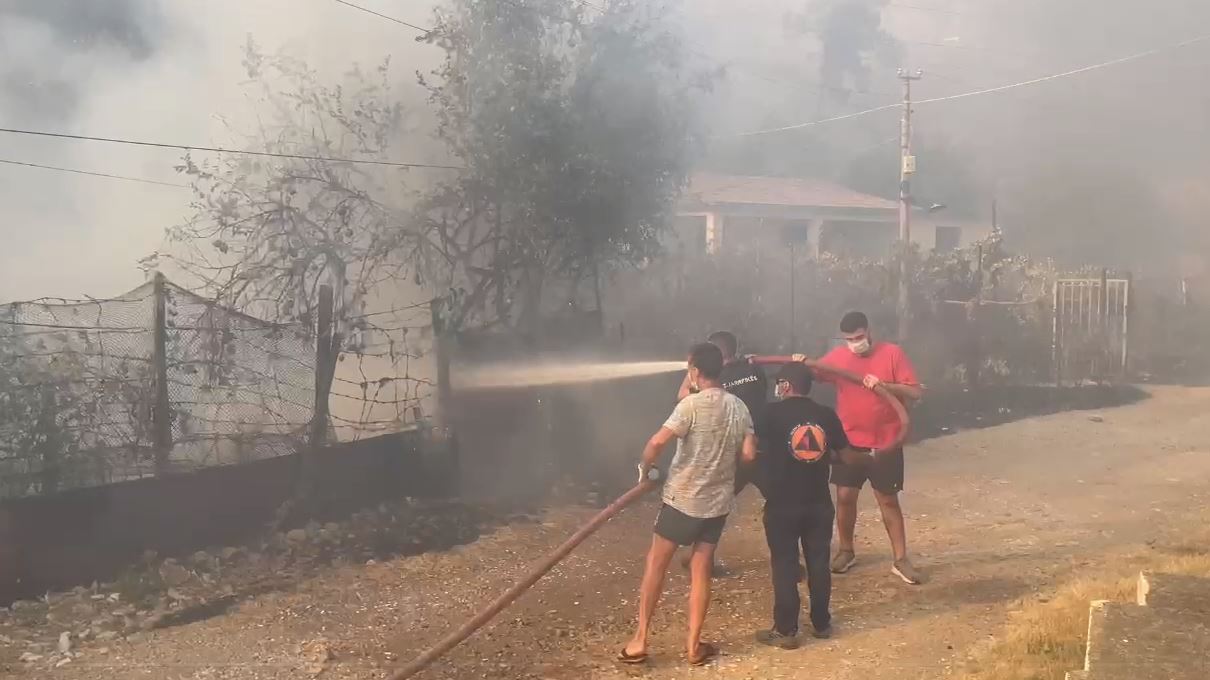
[654,504,728,546]
[831,447,905,495]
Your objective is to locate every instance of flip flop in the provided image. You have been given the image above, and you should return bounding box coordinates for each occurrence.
[617,647,648,664]
[689,642,718,666]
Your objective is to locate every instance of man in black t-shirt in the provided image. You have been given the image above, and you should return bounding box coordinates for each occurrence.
[754,362,862,649]
[677,331,767,426]
[677,331,768,493]
[712,331,768,431]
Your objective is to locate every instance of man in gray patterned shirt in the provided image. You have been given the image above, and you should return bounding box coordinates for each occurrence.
[620,343,757,667]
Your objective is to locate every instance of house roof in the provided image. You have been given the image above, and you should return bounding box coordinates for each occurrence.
[683,173,899,212]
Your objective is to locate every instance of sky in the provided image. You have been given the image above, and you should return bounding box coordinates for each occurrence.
[0,0,441,301]
[1,0,1207,300]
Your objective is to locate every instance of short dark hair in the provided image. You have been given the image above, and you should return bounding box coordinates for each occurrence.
[776,362,813,395]
[689,342,724,380]
[706,330,738,358]
[839,311,869,334]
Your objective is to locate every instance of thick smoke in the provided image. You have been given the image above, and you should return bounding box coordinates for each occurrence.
[814,0,897,103]
[0,0,163,123]
[1,0,1208,298]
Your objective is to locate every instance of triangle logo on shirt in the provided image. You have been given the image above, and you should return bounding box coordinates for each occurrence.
[788,422,828,464]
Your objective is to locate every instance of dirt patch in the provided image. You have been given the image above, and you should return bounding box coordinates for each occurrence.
[0,497,531,673]
[960,533,1210,680]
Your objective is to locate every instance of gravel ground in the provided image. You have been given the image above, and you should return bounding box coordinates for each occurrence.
[4,385,1210,680]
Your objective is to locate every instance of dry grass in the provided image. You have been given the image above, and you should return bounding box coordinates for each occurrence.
[961,536,1210,680]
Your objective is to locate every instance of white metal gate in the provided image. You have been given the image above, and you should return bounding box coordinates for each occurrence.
[1052,276,1130,385]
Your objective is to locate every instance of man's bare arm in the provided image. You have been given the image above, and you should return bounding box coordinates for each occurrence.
[739,432,758,465]
[867,380,923,403]
[639,426,678,474]
[886,382,923,402]
[676,371,694,401]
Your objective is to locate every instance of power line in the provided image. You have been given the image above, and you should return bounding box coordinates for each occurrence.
[0,127,463,170]
[912,33,1210,105]
[727,31,1210,138]
[332,0,432,35]
[0,157,188,188]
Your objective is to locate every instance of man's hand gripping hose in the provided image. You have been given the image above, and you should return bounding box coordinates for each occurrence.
[748,355,911,450]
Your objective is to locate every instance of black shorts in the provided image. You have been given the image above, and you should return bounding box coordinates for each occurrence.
[653,504,728,546]
[831,447,905,495]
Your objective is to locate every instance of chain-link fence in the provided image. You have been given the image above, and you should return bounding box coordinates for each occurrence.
[164,283,315,471]
[0,276,436,499]
[0,285,157,497]
[332,301,436,442]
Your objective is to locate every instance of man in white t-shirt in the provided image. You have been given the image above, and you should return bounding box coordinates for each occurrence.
[619,342,757,667]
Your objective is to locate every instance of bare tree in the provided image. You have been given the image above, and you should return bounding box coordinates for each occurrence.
[159,41,415,329]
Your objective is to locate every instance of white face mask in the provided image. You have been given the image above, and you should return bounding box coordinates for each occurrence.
[847,337,871,355]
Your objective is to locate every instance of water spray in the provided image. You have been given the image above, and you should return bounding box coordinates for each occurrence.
[384,357,910,679]
[453,360,686,391]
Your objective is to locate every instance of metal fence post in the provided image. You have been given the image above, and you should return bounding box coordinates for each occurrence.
[152,272,172,476]
[309,285,335,451]
[429,295,459,493]
[1051,280,1061,387]
[300,284,335,504]
[967,245,984,391]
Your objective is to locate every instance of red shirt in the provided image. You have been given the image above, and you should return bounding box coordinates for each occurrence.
[819,341,918,450]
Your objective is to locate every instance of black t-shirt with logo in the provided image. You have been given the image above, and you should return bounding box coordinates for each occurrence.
[759,397,849,509]
[719,360,768,436]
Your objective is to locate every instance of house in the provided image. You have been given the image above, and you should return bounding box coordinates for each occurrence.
[674,173,991,258]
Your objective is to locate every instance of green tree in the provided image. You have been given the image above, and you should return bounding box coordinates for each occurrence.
[416,0,705,334]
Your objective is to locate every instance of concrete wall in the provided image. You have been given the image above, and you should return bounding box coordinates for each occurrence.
[0,431,446,605]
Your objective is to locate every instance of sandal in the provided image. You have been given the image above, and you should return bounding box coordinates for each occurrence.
[617,647,648,664]
[689,642,718,666]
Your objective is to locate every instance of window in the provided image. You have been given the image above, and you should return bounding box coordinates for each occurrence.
[935,226,961,252]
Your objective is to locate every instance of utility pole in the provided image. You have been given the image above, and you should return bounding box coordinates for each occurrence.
[896,68,922,341]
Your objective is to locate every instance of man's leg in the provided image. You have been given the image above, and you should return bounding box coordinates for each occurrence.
[762,508,803,637]
[830,457,867,572]
[833,484,861,570]
[624,533,679,657]
[872,489,908,561]
[802,505,835,634]
[686,539,718,658]
[869,449,924,584]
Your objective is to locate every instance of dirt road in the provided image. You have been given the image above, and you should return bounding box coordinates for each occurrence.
[12,385,1210,680]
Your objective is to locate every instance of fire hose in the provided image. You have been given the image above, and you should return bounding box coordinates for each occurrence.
[748,355,912,450]
[385,357,910,679]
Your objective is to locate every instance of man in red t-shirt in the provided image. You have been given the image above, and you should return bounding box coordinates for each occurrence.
[805,311,926,585]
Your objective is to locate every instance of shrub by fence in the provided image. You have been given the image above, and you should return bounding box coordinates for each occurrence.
[0,275,435,500]
[609,235,1204,387]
